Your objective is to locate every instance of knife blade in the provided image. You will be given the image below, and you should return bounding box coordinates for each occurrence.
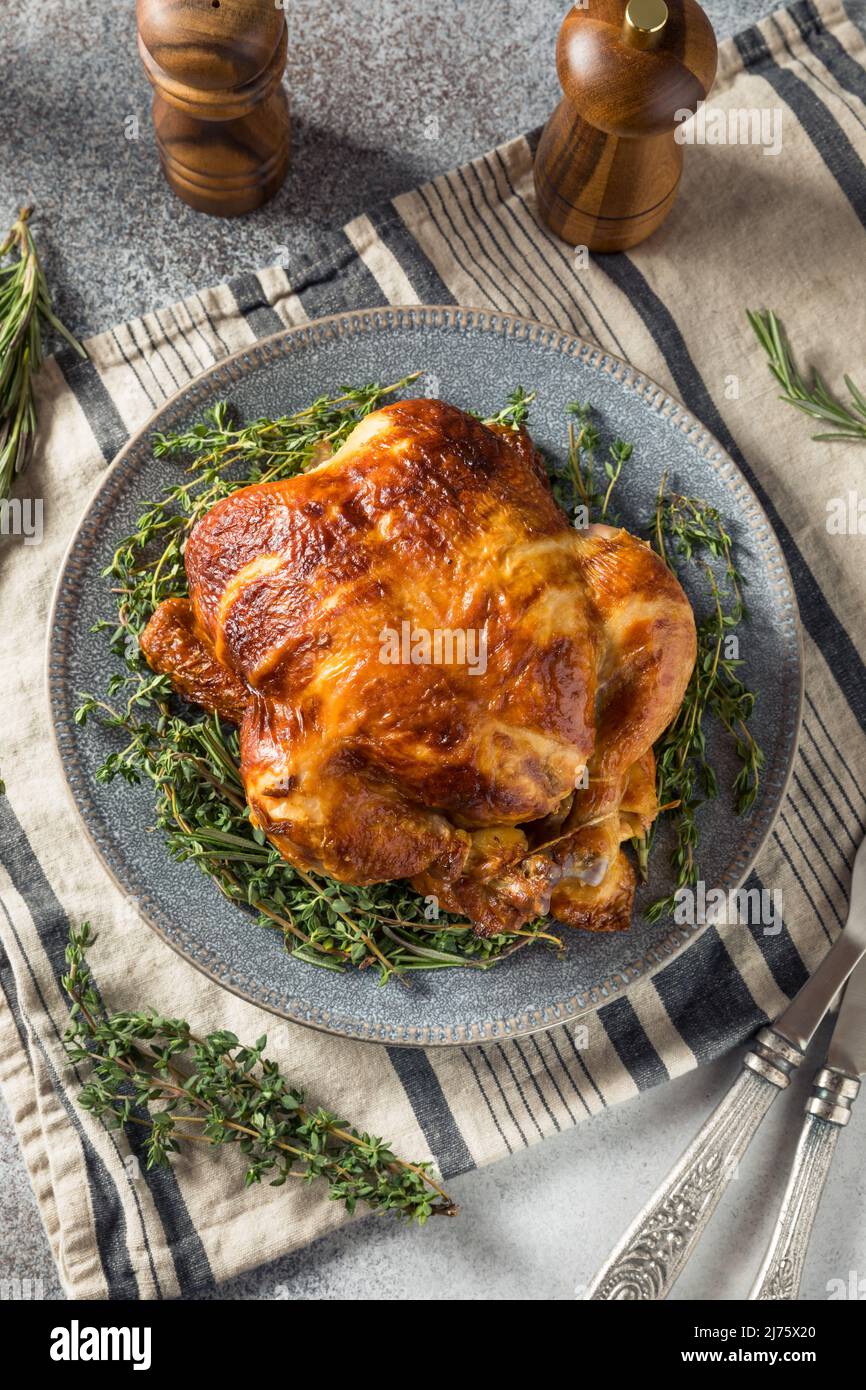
[825,949,866,1080]
[772,832,866,1054]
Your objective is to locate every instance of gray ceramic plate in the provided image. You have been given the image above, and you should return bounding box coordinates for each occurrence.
[49,306,802,1045]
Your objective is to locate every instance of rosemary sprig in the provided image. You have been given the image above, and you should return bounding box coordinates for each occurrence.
[77,380,562,981]
[640,481,763,920]
[62,923,455,1221]
[0,206,86,499]
[748,308,866,442]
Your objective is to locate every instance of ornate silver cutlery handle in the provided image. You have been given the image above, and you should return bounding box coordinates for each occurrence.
[750,1068,860,1301]
[584,1028,804,1301]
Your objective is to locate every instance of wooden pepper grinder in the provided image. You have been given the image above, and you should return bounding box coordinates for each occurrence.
[136,0,291,217]
[534,0,717,252]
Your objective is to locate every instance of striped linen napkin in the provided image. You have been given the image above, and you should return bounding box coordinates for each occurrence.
[1,0,864,1299]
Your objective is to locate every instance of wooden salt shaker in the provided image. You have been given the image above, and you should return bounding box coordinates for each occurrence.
[136,0,291,217]
[534,0,717,252]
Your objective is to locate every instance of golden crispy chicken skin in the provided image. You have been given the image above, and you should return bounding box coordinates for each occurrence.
[140,399,696,935]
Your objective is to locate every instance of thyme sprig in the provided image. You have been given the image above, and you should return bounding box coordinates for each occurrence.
[0,206,86,499]
[558,400,633,522]
[639,481,763,920]
[748,308,866,442]
[484,385,537,430]
[62,923,455,1221]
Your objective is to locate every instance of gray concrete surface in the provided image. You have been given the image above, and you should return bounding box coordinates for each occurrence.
[6,0,863,1303]
[4,0,773,335]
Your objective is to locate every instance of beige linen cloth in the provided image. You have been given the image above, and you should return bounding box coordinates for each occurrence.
[2,0,865,1297]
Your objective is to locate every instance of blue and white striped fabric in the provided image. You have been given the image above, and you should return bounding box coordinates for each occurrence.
[1,0,864,1298]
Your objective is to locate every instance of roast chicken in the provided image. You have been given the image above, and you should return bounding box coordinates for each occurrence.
[141,398,696,935]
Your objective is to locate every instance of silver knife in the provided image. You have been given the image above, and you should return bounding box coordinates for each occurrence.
[749,957,866,1300]
[583,834,866,1301]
